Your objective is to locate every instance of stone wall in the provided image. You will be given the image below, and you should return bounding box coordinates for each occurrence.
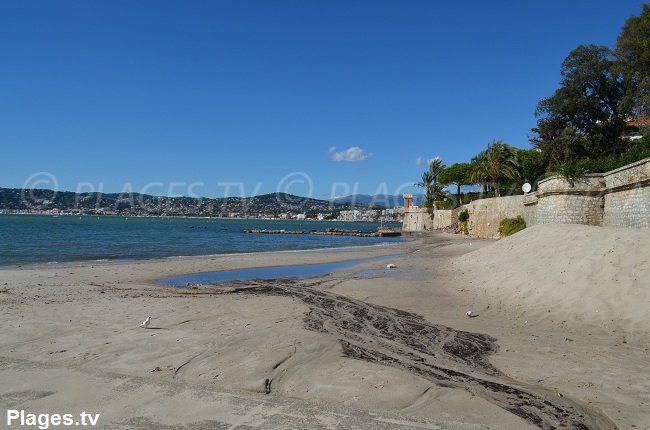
[464,195,526,239]
[530,193,605,226]
[524,174,606,226]
[603,186,650,227]
[401,209,430,232]
[401,208,459,232]
[602,158,650,227]
[401,197,526,239]
[401,157,650,237]
[525,157,650,228]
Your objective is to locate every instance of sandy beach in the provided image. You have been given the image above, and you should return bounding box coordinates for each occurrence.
[1,224,648,429]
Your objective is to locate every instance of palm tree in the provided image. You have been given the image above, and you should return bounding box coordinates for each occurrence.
[470,141,522,196]
[416,159,449,208]
[415,171,435,207]
[429,183,447,204]
[428,158,446,182]
[470,153,491,193]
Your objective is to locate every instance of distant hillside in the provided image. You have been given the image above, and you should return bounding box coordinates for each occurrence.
[0,188,367,217]
[331,193,424,207]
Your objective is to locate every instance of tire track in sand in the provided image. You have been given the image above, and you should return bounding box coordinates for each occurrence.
[225,279,616,430]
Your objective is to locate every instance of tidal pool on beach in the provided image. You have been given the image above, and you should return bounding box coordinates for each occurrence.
[157,254,402,286]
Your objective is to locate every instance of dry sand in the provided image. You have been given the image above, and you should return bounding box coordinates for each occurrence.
[0,225,647,429]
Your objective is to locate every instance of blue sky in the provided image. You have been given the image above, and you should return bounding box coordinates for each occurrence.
[0,0,645,199]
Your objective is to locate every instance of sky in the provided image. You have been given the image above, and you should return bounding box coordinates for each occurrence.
[0,0,646,199]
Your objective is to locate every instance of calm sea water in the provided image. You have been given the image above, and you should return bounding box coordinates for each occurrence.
[159,254,399,286]
[0,214,403,266]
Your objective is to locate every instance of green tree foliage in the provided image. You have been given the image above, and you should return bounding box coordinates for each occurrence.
[618,134,650,165]
[557,157,618,180]
[415,171,435,208]
[470,141,521,196]
[516,149,548,185]
[531,5,650,172]
[533,125,591,168]
[438,163,473,199]
[558,134,650,178]
[531,45,627,161]
[430,184,447,203]
[427,157,446,182]
[615,4,650,115]
[416,159,447,208]
[417,6,650,199]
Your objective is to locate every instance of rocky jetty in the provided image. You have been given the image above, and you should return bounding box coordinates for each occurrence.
[244,228,401,237]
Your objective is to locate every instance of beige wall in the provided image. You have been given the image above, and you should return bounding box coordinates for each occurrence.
[402,208,460,232]
[527,157,650,228]
[401,157,650,238]
[401,197,526,239]
[602,158,650,228]
[464,196,525,239]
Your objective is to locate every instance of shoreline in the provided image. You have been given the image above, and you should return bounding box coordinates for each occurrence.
[0,238,413,272]
[0,225,646,429]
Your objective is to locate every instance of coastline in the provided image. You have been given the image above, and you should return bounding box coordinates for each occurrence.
[1,226,647,429]
[0,212,403,225]
[0,239,411,273]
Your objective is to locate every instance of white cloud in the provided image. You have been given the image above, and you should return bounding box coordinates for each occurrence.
[329,146,372,162]
[415,156,422,166]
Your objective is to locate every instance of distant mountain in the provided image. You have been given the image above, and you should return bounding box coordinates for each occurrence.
[331,193,425,208]
[0,188,369,217]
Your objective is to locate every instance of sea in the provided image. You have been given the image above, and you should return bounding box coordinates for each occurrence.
[0,214,403,266]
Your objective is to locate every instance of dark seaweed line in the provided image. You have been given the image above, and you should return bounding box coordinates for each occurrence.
[227,281,617,430]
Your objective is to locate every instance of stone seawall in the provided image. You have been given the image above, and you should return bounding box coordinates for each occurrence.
[526,157,650,228]
[402,198,527,239]
[402,208,459,232]
[602,158,650,228]
[402,157,650,238]
[464,196,525,239]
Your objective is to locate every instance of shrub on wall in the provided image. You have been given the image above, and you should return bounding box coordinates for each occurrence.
[499,215,526,237]
[457,209,469,234]
[618,135,650,166]
[558,135,650,179]
[434,198,456,209]
[558,157,618,179]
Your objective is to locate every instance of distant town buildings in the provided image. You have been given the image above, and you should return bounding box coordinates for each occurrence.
[381,208,401,216]
[336,208,402,222]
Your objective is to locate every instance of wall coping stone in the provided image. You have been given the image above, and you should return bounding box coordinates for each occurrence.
[602,156,650,177]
